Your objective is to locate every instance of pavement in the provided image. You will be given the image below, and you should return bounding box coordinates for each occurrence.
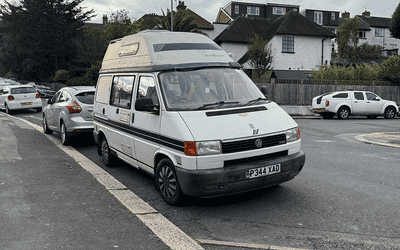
[1,111,400,250]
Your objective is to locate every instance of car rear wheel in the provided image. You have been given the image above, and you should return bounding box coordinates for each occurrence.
[100,136,114,167]
[5,103,13,115]
[155,158,183,205]
[337,106,350,119]
[60,121,71,145]
[384,107,396,119]
[43,115,53,134]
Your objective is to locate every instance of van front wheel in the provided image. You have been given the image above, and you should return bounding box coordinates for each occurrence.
[156,159,183,205]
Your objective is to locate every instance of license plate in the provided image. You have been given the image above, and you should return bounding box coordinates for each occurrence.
[21,102,32,106]
[246,164,281,179]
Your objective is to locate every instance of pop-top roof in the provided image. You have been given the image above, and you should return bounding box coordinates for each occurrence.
[100,30,237,74]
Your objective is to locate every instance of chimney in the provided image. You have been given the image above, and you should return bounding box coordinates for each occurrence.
[102,14,108,25]
[342,11,350,19]
[362,10,371,17]
[177,1,187,10]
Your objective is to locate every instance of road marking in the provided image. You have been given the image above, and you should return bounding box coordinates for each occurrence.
[27,115,43,121]
[310,140,333,143]
[198,239,311,250]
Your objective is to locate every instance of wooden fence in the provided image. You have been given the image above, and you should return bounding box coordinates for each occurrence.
[254,80,400,105]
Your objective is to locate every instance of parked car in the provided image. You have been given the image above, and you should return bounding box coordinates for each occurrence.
[311,90,398,119]
[27,82,56,98]
[0,85,42,114]
[43,86,95,145]
[0,78,20,91]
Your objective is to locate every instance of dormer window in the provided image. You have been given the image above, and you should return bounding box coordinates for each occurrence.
[331,13,335,20]
[247,6,260,15]
[314,11,323,25]
[235,5,239,14]
[273,7,286,15]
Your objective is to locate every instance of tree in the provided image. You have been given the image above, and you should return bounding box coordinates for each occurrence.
[246,33,273,79]
[337,16,360,60]
[157,9,201,33]
[0,0,94,81]
[378,56,400,83]
[102,10,136,42]
[390,3,400,39]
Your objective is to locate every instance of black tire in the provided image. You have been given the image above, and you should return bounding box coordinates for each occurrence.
[5,103,13,115]
[367,115,378,119]
[100,136,114,167]
[43,115,53,134]
[384,106,396,119]
[36,107,42,112]
[337,106,350,119]
[155,159,183,205]
[60,121,71,146]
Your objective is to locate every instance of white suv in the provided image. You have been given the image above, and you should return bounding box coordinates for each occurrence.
[311,90,398,119]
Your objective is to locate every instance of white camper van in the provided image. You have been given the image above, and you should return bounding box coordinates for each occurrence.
[93,30,305,205]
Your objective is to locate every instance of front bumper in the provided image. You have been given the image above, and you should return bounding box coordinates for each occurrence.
[175,151,305,197]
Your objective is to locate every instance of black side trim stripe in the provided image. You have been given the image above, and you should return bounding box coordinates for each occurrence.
[206,106,267,117]
[94,116,185,152]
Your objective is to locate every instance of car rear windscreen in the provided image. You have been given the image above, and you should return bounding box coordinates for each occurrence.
[75,91,95,104]
[11,87,36,94]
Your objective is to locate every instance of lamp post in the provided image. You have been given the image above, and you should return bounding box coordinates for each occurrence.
[171,0,173,31]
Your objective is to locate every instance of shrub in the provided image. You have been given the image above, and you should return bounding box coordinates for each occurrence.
[378,56,400,83]
[53,70,70,83]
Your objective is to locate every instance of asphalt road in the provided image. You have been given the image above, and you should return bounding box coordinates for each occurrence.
[8,104,400,250]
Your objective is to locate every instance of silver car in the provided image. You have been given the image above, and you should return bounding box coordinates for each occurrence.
[43,86,95,145]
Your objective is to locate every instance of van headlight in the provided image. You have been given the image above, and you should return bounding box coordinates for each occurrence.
[184,140,222,156]
[286,127,300,143]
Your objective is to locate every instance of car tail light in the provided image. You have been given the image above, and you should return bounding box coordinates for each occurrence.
[66,101,82,114]
[184,141,197,156]
[8,95,14,101]
[36,93,40,98]
[325,100,329,107]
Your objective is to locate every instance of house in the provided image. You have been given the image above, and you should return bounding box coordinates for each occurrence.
[215,1,300,23]
[214,11,336,72]
[300,9,343,34]
[356,11,400,51]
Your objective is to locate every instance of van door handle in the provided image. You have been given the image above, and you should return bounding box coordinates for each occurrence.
[116,108,119,114]
[131,113,135,124]
[102,108,105,114]
[354,101,358,103]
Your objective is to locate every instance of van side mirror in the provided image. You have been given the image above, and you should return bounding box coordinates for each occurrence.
[135,97,160,114]
[47,98,53,104]
[260,86,269,100]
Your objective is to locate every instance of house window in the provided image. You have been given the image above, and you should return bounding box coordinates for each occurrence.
[235,5,239,14]
[273,7,286,15]
[358,31,366,38]
[282,36,294,53]
[375,28,384,36]
[331,13,335,20]
[247,6,259,15]
[314,11,323,25]
[390,44,398,49]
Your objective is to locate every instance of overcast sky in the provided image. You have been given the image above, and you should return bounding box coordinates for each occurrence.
[82,0,399,24]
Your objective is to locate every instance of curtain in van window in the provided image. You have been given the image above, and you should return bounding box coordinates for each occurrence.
[110,76,135,108]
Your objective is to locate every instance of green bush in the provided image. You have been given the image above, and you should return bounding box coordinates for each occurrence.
[53,70,70,83]
[378,56,400,83]
[3,72,16,79]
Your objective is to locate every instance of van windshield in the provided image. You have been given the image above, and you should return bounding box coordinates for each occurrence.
[159,68,266,111]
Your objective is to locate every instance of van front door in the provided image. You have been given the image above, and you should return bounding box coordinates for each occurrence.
[133,75,161,170]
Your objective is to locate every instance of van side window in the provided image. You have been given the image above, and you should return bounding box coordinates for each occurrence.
[137,76,159,105]
[110,76,135,108]
[354,92,364,100]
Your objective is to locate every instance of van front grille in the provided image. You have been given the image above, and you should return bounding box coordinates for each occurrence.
[222,134,286,154]
[224,150,288,167]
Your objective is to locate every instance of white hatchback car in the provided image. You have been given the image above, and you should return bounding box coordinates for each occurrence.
[42,86,95,145]
[311,90,398,119]
[0,85,42,114]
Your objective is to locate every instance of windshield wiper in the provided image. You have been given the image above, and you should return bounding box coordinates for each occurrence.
[244,97,268,106]
[197,101,239,110]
